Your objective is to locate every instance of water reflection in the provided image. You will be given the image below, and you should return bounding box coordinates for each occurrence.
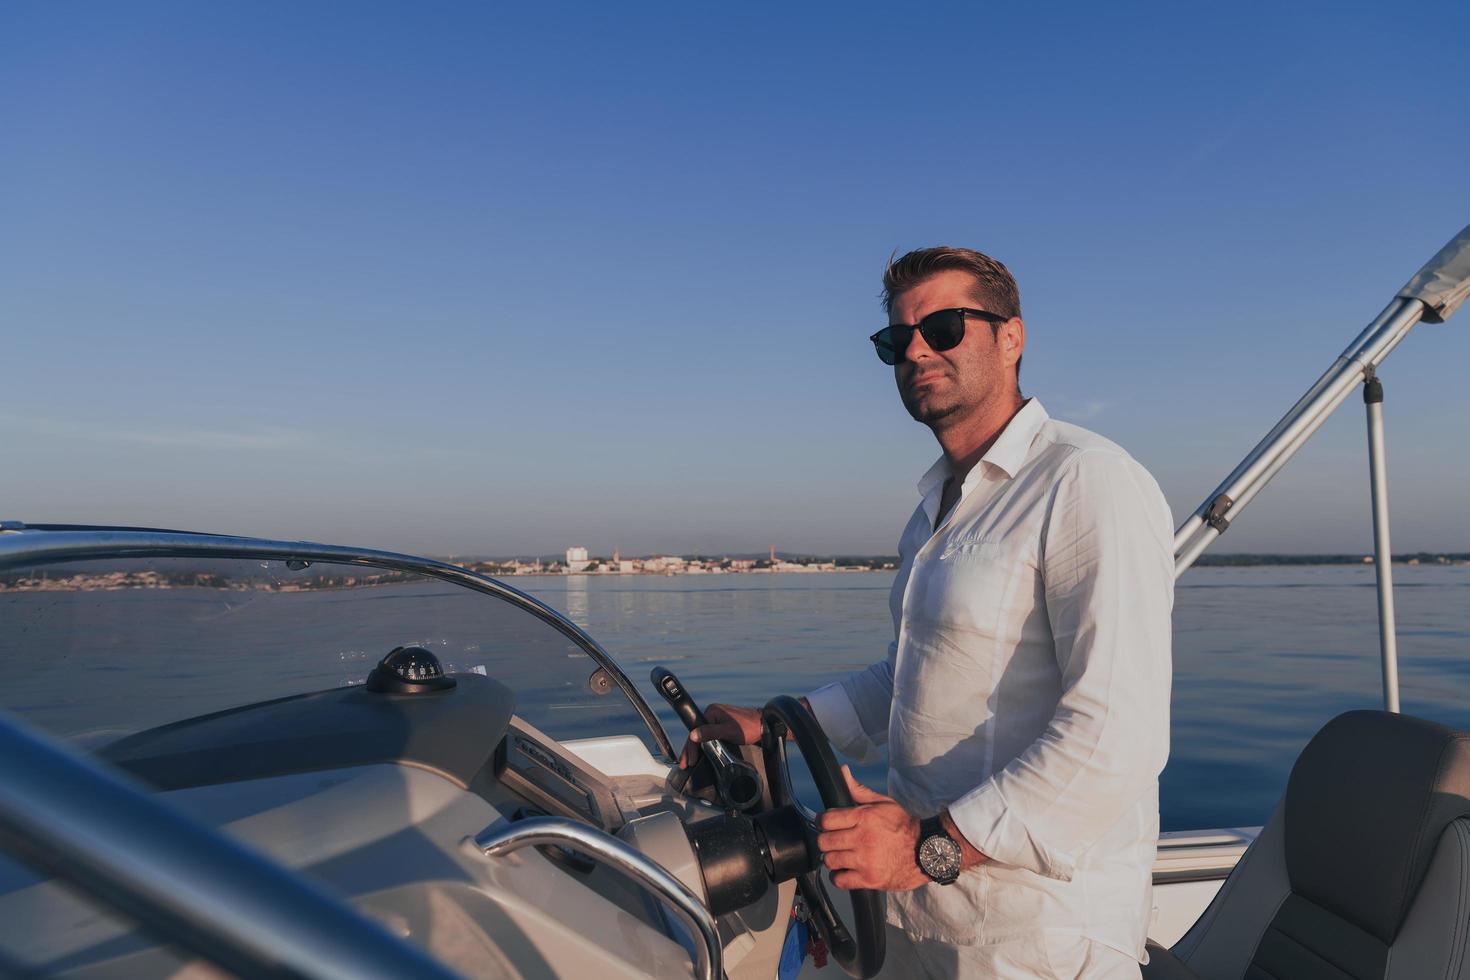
[564,575,589,629]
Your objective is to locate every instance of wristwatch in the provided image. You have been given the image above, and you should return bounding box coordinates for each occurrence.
[915,815,962,885]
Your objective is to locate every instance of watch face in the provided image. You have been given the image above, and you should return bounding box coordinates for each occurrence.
[918,835,962,882]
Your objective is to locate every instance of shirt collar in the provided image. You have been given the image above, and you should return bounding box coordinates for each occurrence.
[915,398,1050,498]
[916,455,951,498]
[981,397,1048,480]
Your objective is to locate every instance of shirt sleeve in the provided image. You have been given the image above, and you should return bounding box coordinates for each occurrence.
[947,449,1174,882]
[805,641,897,764]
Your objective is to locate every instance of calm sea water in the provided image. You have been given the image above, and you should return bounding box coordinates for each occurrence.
[515,563,1470,832]
[4,561,1466,833]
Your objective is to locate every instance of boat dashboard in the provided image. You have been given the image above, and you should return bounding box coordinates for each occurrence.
[0,670,798,979]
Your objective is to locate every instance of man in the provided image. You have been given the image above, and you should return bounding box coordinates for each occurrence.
[683,247,1173,977]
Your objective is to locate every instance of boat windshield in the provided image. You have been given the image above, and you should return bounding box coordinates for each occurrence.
[0,549,669,758]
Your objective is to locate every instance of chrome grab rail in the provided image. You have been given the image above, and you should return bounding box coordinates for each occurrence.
[0,709,461,980]
[472,816,721,980]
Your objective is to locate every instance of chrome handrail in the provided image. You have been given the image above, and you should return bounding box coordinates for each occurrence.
[0,525,676,761]
[472,816,721,980]
[0,708,462,980]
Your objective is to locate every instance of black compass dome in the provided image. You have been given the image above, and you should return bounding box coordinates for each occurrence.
[365,646,458,694]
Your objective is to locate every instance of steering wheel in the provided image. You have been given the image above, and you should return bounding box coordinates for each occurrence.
[760,696,885,979]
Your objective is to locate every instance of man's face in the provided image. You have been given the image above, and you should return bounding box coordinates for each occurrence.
[889,269,1020,429]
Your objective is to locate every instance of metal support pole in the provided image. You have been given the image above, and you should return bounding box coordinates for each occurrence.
[1364,370,1400,713]
[1172,298,1426,577]
[1172,297,1406,556]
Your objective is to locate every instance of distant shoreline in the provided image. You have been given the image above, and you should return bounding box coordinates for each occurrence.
[450,552,1470,574]
[1191,552,1468,567]
[4,553,1464,594]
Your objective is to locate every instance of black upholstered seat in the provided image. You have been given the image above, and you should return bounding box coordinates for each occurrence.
[1144,710,1470,980]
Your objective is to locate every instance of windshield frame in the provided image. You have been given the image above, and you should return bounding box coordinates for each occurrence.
[0,523,676,762]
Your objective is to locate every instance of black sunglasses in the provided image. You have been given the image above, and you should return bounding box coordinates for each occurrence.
[869,307,1008,365]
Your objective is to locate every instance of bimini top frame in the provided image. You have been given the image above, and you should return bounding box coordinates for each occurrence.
[1171,223,1470,711]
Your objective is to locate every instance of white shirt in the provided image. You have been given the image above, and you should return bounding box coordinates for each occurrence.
[806,398,1173,962]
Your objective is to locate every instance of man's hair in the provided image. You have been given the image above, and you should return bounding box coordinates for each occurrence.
[881,246,1023,379]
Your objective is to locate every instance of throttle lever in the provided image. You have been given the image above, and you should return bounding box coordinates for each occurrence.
[652,667,762,811]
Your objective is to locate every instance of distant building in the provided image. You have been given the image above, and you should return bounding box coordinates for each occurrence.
[565,546,591,573]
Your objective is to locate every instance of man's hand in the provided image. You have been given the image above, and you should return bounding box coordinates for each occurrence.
[678,697,817,769]
[815,766,928,892]
[678,703,763,770]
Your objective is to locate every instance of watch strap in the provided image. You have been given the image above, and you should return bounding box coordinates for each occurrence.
[919,815,948,842]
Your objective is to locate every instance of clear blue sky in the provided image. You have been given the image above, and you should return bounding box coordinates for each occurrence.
[3,2,1467,557]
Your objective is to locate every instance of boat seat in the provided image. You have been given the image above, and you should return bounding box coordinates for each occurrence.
[1142,710,1470,980]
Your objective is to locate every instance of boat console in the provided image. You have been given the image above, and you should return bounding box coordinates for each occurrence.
[0,530,832,978]
[84,644,870,968]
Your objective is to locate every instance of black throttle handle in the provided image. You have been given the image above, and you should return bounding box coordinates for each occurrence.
[651,667,762,811]
[653,667,708,731]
